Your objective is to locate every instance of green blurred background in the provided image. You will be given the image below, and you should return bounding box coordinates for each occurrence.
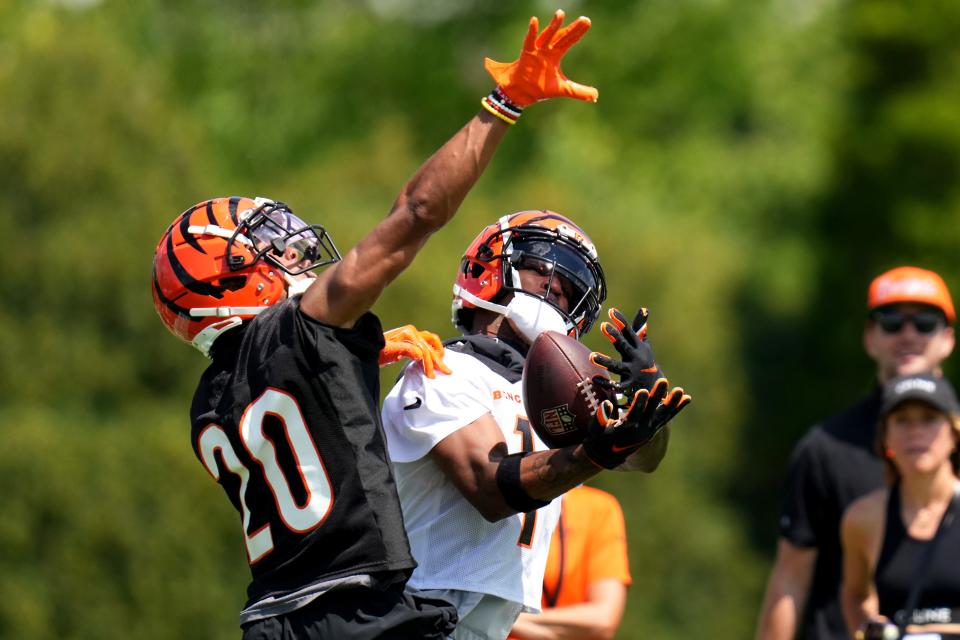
[2,0,959,637]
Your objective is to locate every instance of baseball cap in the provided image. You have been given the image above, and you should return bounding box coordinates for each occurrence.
[868,266,955,323]
[880,374,960,418]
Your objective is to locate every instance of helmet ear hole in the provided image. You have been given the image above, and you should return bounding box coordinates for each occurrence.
[470,263,485,278]
[476,244,494,261]
[219,276,248,292]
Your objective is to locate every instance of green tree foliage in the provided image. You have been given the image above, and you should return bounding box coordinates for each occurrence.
[1,1,958,638]
[731,0,960,563]
[0,406,247,639]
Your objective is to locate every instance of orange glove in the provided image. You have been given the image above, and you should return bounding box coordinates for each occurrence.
[484,9,598,107]
[379,325,452,379]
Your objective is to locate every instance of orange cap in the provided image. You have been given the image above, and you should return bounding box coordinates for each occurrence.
[868,266,955,323]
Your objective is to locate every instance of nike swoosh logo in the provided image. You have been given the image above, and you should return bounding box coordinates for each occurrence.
[611,443,642,454]
[640,366,658,373]
[403,397,423,411]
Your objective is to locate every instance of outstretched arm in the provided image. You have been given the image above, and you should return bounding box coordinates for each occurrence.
[301,10,598,327]
[301,111,507,327]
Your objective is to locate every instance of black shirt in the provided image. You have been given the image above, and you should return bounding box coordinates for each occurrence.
[876,483,960,632]
[779,386,885,639]
[190,298,415,617]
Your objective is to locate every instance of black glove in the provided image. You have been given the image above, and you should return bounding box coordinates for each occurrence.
[583,379,677,469]
[649,385,692,434]
[590,307,692,440]
[591,308,662,397]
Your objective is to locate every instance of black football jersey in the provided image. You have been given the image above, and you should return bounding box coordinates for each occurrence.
[190,298,415,611]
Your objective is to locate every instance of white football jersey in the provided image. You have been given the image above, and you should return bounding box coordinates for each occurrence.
[381,337,561,613]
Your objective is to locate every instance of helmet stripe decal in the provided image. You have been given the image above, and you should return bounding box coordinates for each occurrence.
[206,199,219,226]
[151,265,192,319]
[228,196,242,224]
[180,209,207,255]
[165,231,226,298]
[162,201,203,240]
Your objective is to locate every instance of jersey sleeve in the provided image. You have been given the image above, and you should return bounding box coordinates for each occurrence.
[778,427,828,548]
[381,352,492,463]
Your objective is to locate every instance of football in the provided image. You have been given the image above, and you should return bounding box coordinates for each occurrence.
[522,330,614,448]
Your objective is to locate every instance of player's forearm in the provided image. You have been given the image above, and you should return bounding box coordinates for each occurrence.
[475,446,598,522]
[393,111,507,234]
[519,445,601,503]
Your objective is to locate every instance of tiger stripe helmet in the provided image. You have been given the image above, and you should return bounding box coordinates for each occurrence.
[452,210,606,338]
[152,196,340,356]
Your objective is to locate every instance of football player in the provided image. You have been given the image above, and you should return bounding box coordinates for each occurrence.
[381,209,692,639]
[150,10,601,639]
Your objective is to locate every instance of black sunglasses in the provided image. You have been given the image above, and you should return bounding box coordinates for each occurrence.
[872,310,945,334]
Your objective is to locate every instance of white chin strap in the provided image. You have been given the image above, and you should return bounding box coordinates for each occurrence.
[190,316,247,356]
[453,286,572,344]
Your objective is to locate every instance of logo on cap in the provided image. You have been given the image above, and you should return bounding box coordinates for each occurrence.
[893,378,936,396]
[868,266,955,323]
[876,278,940,300]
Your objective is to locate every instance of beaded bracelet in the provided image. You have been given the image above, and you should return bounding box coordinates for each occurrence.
[481,87,523,125]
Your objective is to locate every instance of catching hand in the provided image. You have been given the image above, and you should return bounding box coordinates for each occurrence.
[379,325,452,379]
[582,380,673,469]
[590,307,692,442]
[591,307,662,397]
[484,9,598,107]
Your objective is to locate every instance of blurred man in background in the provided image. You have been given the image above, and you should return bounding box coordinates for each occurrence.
[509,484,632,640]
[754,266,956,639]
[150,9,606,638]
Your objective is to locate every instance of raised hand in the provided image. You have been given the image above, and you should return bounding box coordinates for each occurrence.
[379,325,452,379]
[591,307,662,397]
[484,9,598,107]
[590,307,692,438]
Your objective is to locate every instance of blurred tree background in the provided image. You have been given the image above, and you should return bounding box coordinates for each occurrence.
[1,0,958,637]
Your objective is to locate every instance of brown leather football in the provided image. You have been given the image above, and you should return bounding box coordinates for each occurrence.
[522,330,614,448]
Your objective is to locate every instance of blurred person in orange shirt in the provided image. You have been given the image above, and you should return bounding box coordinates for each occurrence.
[509,485,632,640]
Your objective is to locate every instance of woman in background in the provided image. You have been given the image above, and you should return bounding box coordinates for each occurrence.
[841,373,960,639]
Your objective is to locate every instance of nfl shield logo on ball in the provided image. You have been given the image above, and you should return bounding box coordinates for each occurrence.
[541,405,577,435]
